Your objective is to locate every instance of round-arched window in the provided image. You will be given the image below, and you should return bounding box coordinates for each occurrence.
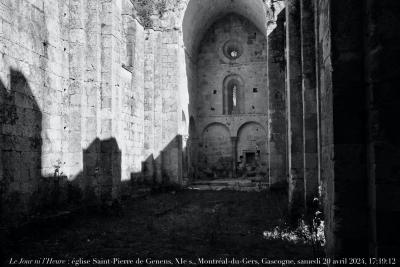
[223,40,243,60]
[223,76,243,115]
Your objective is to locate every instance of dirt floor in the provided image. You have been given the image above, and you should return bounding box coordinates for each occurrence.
[2,190,323,266]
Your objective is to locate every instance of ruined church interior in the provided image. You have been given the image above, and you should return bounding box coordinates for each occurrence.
[1,0,400,263]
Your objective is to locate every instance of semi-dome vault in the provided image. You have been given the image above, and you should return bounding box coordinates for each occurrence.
[182,0,269,57]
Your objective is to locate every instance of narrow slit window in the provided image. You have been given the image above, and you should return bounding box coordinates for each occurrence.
[232,85,237,107]
[224,78,241,115]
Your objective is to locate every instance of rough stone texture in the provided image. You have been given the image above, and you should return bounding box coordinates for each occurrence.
[141,27,183,184]
[198,123,232,179]
[316,0,335,256]
[1,0,399,260]
[300,0,318,206]
[182,0,268,58]
[316,0,384,258]
[267,2,286,186]
[123,19,145,183]
[0,1,280,224]
[1,0,71,221]
[192,13,269,181]
[0,0,148,224]
[286,0,305,217]
[236,122,268,179]
[316,0,400,258]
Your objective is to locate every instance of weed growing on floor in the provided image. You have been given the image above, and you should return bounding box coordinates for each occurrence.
[263,214,325,245]
[263,193,325,257]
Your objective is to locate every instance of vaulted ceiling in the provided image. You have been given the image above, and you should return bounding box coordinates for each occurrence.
[182,0,269,56]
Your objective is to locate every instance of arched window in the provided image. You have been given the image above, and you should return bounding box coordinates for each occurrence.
[223,75,244,115]
[227,81,238,114]
[232,84,237,107]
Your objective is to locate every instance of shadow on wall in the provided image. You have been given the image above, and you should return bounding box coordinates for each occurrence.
[0,69,122,226]
[135,135,183,186]
[0,68,186,227]
[72,138,122,208]
[0,69,43,224]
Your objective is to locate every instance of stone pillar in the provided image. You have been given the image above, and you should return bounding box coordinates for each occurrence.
[317,0,368,257]
[67,0,85,181]
[267,3,287,185]
[365,0,400,257]
[153,31,163,185]
[313,0,322,204]
[285,0,305,218]
[143,30,155,183]
[99,0,123,200]
[231,137,238,178]
[122,4,135,69]
[300,0,318,207]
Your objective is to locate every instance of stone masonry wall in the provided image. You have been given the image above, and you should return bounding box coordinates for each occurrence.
[196,14,268,117]
[1,0,287,231]
[316,0,339,257]
[365,0,400,257]
[193,13,269,181]
[317,0,370,257]
[198,123,232,179]
[0,0,146,225]
[142,27,183,185]
[267,2,286,185]
[1,0,71,222]
[286,0,305,217]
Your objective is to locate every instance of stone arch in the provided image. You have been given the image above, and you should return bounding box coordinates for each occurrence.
[237,121,267,135]
[200,122,231,138]
[236,122,268,179]
[181,0,271,181]
[182,0,269,58]
[223,74,245,115]
[198,122,232,179]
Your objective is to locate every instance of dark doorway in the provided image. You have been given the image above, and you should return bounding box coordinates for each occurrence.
[245,152,256,165]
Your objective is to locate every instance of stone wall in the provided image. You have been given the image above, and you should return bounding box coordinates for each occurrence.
[267,2,286,185]
[141,27,184,184]
[121,17,145,183]
[236,122,268,178]
[1,0,71,222]
[286,0,305,217]
[316,0,400,258]
[196,14,268,117]
[198,123,232,179]
[0,0,281,224]
[192,13,269,181]
[3,0,398,259]
[300,0,318,205]
[0,0,149,225]
[365,0,400,257]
